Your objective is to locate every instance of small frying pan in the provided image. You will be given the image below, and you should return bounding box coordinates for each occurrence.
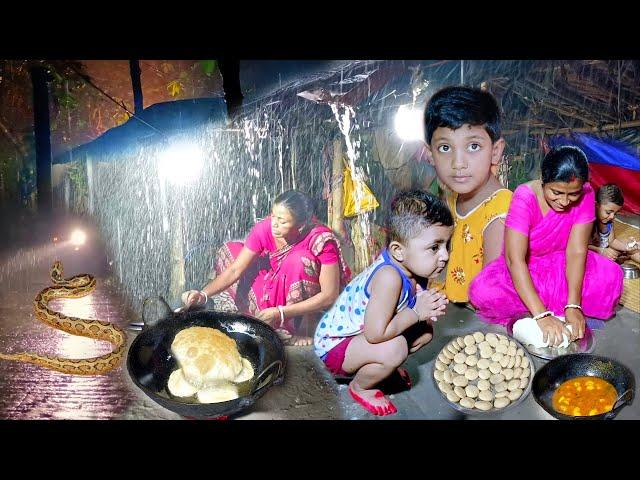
[532,353,635,420]
[127,305,286,419]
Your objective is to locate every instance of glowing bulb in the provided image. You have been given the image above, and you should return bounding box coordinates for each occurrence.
[394,105,425,142]
[158,143,205,186]
[70,229,86,246]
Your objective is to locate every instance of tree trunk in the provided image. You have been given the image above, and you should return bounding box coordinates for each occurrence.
[30,66,53,214]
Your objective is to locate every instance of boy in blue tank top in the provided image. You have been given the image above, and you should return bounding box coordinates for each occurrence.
[314,190,453,416]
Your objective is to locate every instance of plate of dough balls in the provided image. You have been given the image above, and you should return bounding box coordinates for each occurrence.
[433,331,535,414]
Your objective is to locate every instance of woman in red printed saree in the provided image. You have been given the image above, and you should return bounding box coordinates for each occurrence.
[182,190,351,346]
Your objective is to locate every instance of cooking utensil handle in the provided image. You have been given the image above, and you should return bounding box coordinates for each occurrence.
[251,360,283,396]
[606,388,634,419]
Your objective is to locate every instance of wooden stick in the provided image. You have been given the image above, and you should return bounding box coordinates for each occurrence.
[504,119,640,136]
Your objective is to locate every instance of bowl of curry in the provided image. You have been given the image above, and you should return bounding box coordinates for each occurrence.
[532,353,635,420]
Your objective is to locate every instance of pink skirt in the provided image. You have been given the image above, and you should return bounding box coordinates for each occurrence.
[468,250,623,325]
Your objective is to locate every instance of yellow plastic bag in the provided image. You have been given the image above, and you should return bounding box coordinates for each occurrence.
[343,162,379,217]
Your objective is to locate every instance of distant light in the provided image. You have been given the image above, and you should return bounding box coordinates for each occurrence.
[394,105,425,142]
[158,143,205,186]
[70,230,86,246]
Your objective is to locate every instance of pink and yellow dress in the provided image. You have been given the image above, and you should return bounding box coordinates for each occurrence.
[468,182,623,325]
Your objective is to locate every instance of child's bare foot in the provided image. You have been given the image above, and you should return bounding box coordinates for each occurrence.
[348,381,397,416]
[376,367,412,394]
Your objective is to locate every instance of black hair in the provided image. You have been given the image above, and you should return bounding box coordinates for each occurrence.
[387,190,453,245]
[424,86,502,144]
[596,184,624,206]
[273,190,316,224]
[541,146,589,185]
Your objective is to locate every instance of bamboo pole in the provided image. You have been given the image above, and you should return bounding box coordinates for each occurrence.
[504,119,640,136]
[331,139,346,238]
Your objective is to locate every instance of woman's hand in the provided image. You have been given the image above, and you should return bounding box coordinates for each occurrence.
[601,247,620,261]
[181,290,206,309]
[537,315,572,347]
[414,288,448,322]
[564,308,585,341]
[256,307,281,326]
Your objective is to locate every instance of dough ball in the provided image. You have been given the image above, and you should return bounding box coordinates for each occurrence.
[460,397,476,409]
[456,337,466,349]
[494,397,511,409]
[478,369,491,380]
[435,359,446,371]
[447,343,460,355]
[465,355,478,367]
[494,382,508,393]
[507,379,521,391]
[491,352,504,363]
[465,384,479,398]
[506,355,516,369]
[464,368,479,381]
[453,363,468,375]
[477,358,490,370]
[485,333,499,347]
[499,356,510,369]
[474,400,492,411]
[478,389,494,402]
[434,369,444,382]
[463,335,476,347]
[453,375,469,387]
[495,390,510,398]
[519,377,529,389]
[443,369,454,384]
[473,332,485,343]
[507,346,517,357]
[446,391,461,403]
[507,388,523,401]
[502,369,514,381]
[442,348,456,360]
[438,352,451,365]
[479,348,493,359]
[454,352,467,364]
[464,344,478,355]
[489,362,502,374]
[477,379,491,391]
[490,373,505,385]
[454,386,467,398]
[495,344,508,355]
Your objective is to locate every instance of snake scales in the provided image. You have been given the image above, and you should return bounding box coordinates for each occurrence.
[0,261,126,375]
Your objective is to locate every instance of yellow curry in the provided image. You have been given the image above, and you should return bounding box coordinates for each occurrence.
[552,376,617,417]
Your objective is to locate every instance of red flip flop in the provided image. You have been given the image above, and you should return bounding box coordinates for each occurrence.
[348,385,397,416]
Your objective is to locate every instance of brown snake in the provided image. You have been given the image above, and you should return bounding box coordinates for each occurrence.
[0,261,126,375]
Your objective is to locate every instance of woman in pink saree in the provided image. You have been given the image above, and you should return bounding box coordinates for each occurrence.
[469,146,623,346]
[182,190,351,346]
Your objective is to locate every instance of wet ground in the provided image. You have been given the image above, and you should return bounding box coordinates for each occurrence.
[0,213,638,420]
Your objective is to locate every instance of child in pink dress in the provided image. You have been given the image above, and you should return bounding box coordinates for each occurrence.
[469,146,623,347]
